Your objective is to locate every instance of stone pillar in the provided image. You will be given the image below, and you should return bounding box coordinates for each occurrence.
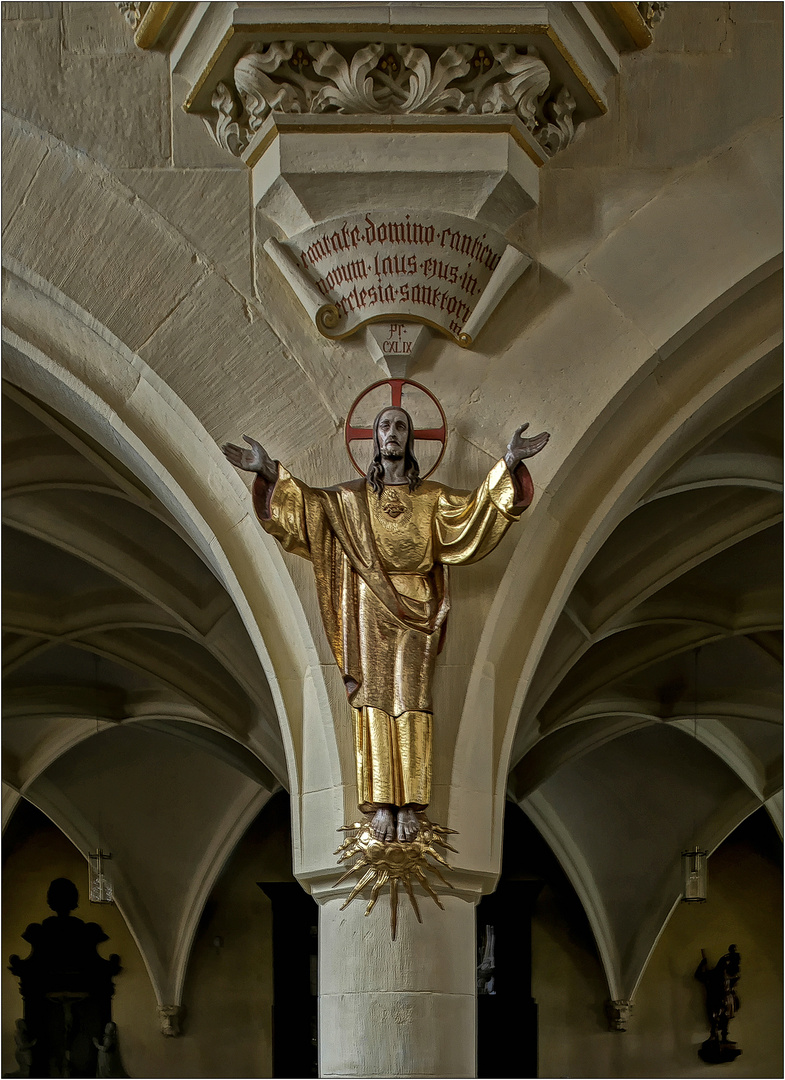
[317,889,478,1079]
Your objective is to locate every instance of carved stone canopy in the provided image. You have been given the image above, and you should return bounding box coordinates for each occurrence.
[125,2,665,230]
[119,2,665,360]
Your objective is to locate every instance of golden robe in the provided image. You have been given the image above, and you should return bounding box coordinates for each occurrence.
[253,459,533,811]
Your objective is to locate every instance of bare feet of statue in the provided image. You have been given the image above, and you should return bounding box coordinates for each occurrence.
[397,806,420,842]
[370,805,396,842]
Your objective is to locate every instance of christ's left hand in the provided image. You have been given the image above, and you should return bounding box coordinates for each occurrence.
[504,423,550,471]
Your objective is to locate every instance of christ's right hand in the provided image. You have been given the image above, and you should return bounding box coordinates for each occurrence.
[221,435,277,483]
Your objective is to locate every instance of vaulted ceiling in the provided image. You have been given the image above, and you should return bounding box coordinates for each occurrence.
[511,388,782,997]
[2,381,284,1002]
[4,367,780,1003]
[2,0,781,1018]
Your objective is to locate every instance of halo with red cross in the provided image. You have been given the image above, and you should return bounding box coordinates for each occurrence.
[345,378,447,479]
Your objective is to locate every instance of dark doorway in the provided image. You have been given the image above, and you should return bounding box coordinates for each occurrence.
[258,882,318,1079]
[476,800,551,1078]
[476,879,542,1078]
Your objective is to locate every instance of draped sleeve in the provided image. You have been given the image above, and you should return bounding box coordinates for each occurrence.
[252,464,313,560]
[434,459,534,565]
[252,464,354,673]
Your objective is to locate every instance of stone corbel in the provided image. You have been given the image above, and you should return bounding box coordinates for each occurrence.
[606,998,633,1031]
[118,3,666,355]
[157,1004,185,1037]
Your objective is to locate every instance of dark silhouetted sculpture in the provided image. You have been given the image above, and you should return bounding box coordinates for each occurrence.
[8,878,123,1078]
[695,944,742,1064]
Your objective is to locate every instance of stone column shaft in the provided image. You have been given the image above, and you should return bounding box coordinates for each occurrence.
[318,893,476,1078]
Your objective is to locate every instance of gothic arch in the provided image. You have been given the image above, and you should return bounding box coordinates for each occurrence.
[2,257,342,1006]
[453,132,782,1000]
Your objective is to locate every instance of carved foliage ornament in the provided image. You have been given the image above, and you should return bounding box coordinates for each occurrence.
[114,1,146,30]
[637,2,668,28]
[205,41,576,158]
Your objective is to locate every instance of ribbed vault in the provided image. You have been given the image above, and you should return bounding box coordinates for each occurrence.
[509,384,782,1000]
[1,1,781,1039]
[2,376,292,1003]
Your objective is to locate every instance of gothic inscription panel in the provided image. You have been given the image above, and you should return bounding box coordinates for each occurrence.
[275,210,530,346]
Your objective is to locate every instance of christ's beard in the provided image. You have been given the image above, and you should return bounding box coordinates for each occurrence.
[381,447,404,460]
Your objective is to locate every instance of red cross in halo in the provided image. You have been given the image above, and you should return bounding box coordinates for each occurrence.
[345,378,447,478]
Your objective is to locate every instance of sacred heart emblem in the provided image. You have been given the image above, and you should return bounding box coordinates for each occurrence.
[382,491,407,518]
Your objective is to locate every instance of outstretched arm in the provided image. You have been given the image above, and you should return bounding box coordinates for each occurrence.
[436,425,547,564]
[221,435,277,484]
[222,435,313,560]
[504,423,550,472]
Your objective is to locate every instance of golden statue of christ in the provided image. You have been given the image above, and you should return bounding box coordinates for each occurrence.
[222,405,548,843]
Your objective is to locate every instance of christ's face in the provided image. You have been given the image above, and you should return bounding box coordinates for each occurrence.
[377,408,409,460]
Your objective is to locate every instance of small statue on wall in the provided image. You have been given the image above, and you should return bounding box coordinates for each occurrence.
[477,924,496,995]
[695,944,742,1064]
[93,1021,128,1078]
[8,1018,36,1078]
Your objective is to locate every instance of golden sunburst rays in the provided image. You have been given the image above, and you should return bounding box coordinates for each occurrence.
[333,817,459,939]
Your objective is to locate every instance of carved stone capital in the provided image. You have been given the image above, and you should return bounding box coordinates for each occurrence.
[606,998,633,1031]
[122,3,666,163]
[157,1004,184,1037]
[204,41,576,161]
[118,4,665,230]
